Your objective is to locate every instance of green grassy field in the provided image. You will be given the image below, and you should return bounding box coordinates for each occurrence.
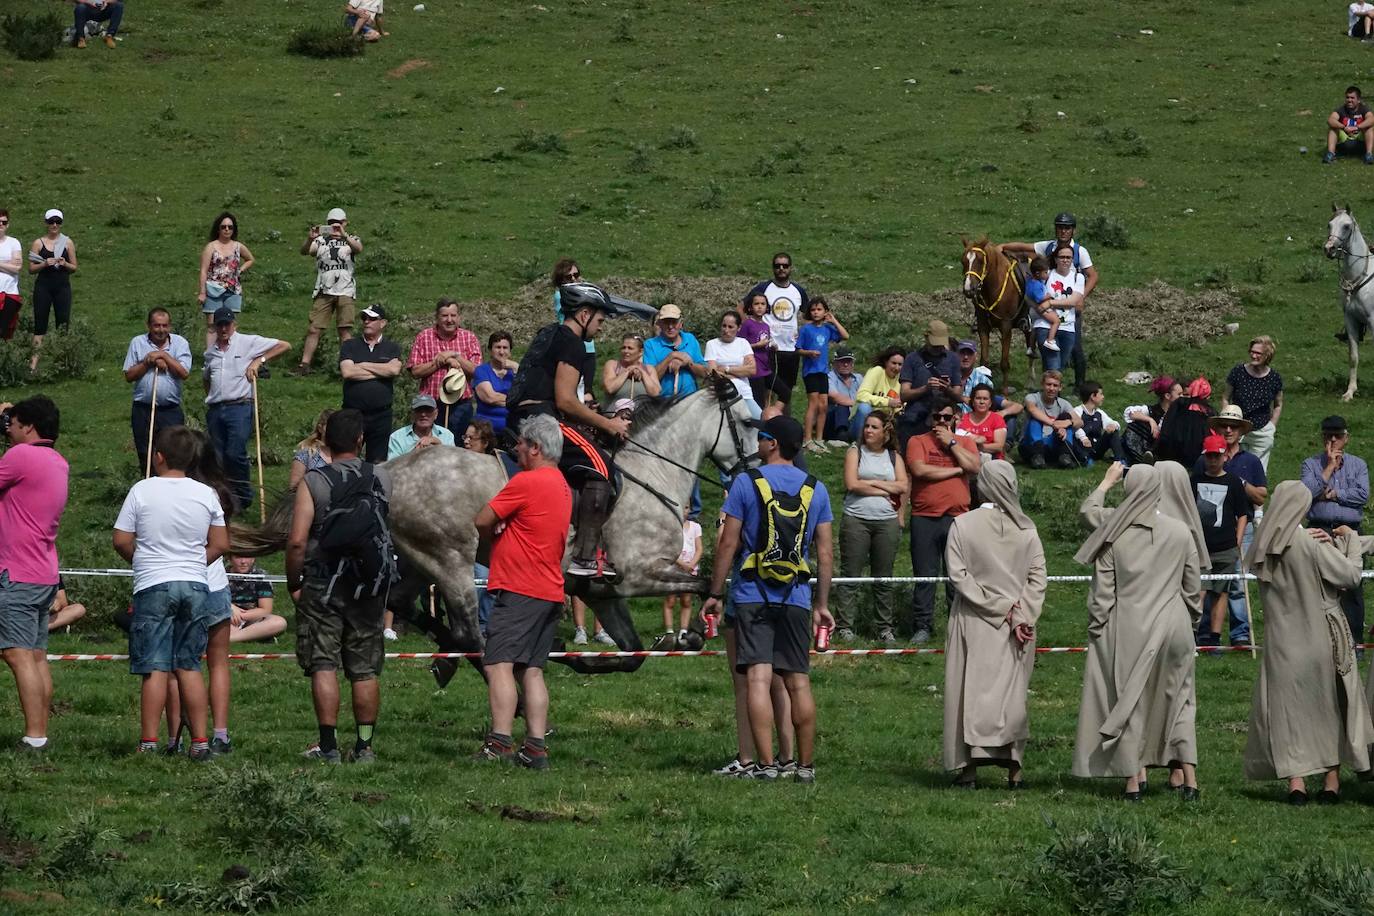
[5,0,1374,912]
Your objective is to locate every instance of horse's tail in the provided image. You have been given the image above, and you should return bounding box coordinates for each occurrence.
[229,488,296,557]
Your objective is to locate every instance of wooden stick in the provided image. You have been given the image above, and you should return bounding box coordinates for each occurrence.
[143,370,159,479]
[429,584,437,618]
[1242,562,1257,659]
[251,376,266,524]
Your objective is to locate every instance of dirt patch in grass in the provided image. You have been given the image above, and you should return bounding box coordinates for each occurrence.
[387,58,430,79]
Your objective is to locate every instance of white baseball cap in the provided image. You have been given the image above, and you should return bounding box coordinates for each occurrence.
[326,207,347,222]
[44,208,63,222]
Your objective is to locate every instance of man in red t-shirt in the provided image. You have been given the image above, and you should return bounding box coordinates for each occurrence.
[906,394,980,645]
[472,414,572,769]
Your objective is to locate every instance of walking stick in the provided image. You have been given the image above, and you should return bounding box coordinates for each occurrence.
[144,369,159,479]
[1242,576,1257,659]
[251,376,266,524]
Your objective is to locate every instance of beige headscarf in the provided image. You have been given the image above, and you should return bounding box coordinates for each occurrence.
[1154,460,1210,567]
[1074,465,1161,565]
[977,460,1034,530]
[1243,480,1313,583]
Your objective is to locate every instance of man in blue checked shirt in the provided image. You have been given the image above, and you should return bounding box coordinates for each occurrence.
[123,307,192,473]
[1301,414,1370,640]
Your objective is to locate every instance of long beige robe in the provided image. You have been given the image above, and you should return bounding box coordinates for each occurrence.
[1073,490,1203,777]
[942,506,1047,770]
[1244,532,1373,779]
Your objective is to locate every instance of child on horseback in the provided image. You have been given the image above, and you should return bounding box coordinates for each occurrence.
[1025,256,1061,353]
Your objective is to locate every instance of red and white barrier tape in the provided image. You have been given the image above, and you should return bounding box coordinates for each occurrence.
[46,644,1351,663]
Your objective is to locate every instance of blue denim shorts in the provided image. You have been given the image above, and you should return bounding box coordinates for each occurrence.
[130,580,210,674]
[203,587,232,627]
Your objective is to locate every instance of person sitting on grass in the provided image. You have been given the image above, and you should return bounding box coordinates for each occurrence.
[661,509,703,647]
[70,0,123,49]
[344,0,387,41]
[1070,380,1126,465]
[1352,2,1374,39]
[1024,256,1062,353]
[1020,370,1081,469]
[46,578,86,632]
[1325,85,1374,164]
[851,346,904,441]
[796,296,849,453]
[225,554,289,643]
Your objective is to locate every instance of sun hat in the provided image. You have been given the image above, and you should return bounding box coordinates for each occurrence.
[44,208,63,222]
[326,207,347,222]
[439,367,468,405]
[1209,405,1253,435]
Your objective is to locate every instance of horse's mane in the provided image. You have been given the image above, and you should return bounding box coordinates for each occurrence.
[623,376,731,432]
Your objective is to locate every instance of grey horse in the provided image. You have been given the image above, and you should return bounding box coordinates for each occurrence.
[234,376,757,677]
[1325,204,1374,402]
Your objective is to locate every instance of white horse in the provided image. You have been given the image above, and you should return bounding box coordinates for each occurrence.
[1325,204,1374,401]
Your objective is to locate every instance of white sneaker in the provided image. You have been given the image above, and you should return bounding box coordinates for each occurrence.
[593,628,616,646]
[572,626,588,645]
[825,439,848,449]
[1043,339,1060,352]
[713,757,751,777]
[383,628,398,642]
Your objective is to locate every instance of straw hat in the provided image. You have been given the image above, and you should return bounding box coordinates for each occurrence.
[439,367,468,405]
[1209,404,1252,435]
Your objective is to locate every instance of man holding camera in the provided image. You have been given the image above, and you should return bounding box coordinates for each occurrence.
[295,208,361,375]
[0,397,69,752]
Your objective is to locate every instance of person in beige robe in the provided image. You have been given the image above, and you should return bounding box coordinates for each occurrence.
[1243,481,1373,804]
[942,461,1047,788]
[1072,463,1204,801]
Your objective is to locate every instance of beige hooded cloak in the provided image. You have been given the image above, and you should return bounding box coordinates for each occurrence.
[1072,465,1204,778]
[1243,481,1372,780]
[942,462,1047,770]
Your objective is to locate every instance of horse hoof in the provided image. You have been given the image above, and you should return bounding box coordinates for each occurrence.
[1342,391,1357,403]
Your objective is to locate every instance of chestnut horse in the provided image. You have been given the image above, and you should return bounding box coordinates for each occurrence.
[961,236,1035,392]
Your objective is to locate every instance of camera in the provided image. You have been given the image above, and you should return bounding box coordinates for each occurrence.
[0,411,10,436]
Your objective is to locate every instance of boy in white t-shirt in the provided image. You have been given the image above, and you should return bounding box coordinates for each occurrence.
[1351,2,1374,38]
[345,0,386,40]
[1070,380,1127,464]
[113,426,229,760]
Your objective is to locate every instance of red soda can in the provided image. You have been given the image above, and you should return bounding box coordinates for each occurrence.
[815,625,831,652]
[703,613,718,639]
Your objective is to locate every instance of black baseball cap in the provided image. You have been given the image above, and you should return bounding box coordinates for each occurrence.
[747,415,804,456]
[212,306,236,325]
[361,304,387,320]
[1321,415,1349,435]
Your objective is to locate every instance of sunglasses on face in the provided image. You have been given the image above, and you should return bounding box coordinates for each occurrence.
[46,218,62,225]
[220,223,235,230]
[0,219,8,225]
[327,220,343,227]
[935,412,956,421]
[773,262,790,269]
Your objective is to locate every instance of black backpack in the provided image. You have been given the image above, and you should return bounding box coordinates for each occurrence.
[505,322,562,414]
[312,463,396,603]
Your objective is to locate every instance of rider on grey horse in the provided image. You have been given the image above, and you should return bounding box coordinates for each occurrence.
[507,282,642,580]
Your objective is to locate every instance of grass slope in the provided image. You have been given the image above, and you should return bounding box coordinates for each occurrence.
[2,0,1374,912]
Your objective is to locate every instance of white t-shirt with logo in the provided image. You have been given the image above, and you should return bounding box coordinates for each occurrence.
[1031,268,1085,333]
[310,235,357,298]
[704,336,756,401]
[114,477,226,594]
[761,282,803,351]
[1033,239,1094,270]
[0,237,20,296]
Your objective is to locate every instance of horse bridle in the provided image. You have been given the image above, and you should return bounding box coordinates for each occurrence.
[621,380,753,494]
[1328,215,1374,297]
[964,246,1022,311]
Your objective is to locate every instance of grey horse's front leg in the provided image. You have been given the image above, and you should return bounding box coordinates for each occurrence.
[552,595,647,674]
[1344,304,1361,402]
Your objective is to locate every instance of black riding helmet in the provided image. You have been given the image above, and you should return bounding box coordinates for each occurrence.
[557,281,657,321]
[1054,212,1077,228]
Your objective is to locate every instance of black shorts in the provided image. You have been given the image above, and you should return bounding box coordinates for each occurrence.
[483,590,562,668]
[770,351,801,403]
[733,602,811,675]
[749,376,773,405]
[802,372,828,395]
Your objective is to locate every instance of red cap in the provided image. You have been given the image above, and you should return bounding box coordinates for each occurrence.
[1202,433,1227,455]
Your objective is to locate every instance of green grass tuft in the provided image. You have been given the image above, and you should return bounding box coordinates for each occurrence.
[286,26,364,59]
[2,10,61,61]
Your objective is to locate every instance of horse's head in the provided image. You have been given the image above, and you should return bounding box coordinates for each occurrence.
[962,238,990,299]
[1327,203,1357,259]
[707,374,759,476]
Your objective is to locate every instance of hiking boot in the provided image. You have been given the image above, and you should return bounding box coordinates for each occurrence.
[833,627,856,642]
[1323,151,1337,164]
[187,746,213,763]
[879,628,897,646]
[472,738,515,764]
[572,626,588,645]
[593,628,615,646]
[75,37,87,48]
[301,744,342,764]
[351,747,377,765]
[911,628,931,646]
[103,34,116,49]
[289,364,313,377]
[1028,452,1047,470]
[516,745,550,770]
[794,764,816,785]
[712,757,751,777]
[747,762,780,780]
[15,740,47,755]
[1056,451,1076,469]
[431,656,460,688]
[209,738,233,758]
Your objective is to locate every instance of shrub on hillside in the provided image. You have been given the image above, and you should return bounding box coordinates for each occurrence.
[32,321,94,383]
[1262,856,1374,915]
[286,26,364,59]
[3,11,62,61]
[1081,213,1129,250]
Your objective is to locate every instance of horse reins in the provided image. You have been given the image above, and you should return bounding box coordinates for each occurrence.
[1328,217,1374,300]
[965,246,1023,312]
[620,384,752,493]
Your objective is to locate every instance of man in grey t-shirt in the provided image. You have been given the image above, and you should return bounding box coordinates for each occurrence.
[1020,370,1082,469]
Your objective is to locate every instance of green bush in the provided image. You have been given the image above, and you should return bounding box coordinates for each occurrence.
[33,320,96,383]
[1081,213,1130,250]
[1018,817,1197,915]
[2,11,61,62]
[1262,856,1374,916]
[286,26,364,60]
[204,764,340,851]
